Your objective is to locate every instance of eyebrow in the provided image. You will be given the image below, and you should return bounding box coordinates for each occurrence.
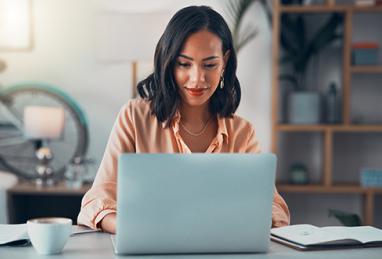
[178,54,219,61]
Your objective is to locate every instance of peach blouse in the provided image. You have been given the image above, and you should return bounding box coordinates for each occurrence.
[77,99,290,229]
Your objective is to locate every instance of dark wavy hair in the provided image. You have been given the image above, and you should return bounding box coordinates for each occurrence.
[137,5,241,125]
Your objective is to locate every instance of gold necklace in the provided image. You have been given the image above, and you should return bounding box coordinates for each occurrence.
[180,116,212,137]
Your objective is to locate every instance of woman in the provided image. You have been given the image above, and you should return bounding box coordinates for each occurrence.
[78,5,290,234]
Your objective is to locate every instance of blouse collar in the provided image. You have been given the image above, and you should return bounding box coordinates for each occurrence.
[163,110,229,144]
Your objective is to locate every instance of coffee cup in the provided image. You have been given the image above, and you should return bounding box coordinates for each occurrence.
[27,217,72,254]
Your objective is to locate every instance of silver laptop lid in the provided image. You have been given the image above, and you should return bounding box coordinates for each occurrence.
[116,153,276,254]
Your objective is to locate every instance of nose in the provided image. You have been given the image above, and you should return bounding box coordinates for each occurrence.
[189,66,206,85]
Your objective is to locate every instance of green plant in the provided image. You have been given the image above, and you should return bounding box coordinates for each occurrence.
[224,0,269,53]
[328,209,362,227]
[279,11,344,91]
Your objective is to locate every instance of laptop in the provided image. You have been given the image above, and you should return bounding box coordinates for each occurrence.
[112,153,276,255]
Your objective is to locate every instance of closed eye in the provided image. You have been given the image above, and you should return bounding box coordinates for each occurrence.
[204,63,217,69]
[177,62,191,67]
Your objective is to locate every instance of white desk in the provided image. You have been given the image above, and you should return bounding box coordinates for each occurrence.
[0,232,381,258]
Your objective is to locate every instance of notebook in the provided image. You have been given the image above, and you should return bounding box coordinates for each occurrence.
[271,224,382,251]
[112,153,277,255]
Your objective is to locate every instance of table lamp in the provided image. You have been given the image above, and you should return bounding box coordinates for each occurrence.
[96,12,170,97]
[23,106,65,185]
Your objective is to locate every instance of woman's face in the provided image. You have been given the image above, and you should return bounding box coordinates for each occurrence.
[174,29,228,108]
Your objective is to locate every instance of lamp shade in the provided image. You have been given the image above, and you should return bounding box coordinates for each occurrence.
[95,12,171,61]
[23,106,65,139]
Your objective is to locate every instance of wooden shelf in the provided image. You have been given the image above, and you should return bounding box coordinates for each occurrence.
[277,184,382,194]
[280,5,382,13]
[280,5,348,13]
[351,66,382,74]
[276,124,382,132]
[352,6,382,12]
[276,124,327,132]
[333,125,382,132]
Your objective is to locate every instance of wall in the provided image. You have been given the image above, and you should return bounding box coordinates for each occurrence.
[0,0,272,177]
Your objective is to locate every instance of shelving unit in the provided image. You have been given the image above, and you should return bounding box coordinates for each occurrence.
[271,1,382,226]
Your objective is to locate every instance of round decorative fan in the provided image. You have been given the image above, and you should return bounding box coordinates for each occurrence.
[0,82,89,180]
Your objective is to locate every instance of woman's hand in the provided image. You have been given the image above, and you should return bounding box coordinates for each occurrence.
[99,213,116,234]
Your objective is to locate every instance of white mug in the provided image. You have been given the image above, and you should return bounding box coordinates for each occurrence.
[27,217,72,255]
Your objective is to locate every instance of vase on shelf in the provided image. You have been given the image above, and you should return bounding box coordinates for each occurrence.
[287,91,321,124]
[289,163,309,185]
[325,82,341,124]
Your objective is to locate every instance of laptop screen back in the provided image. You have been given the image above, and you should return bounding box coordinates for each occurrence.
[115,153,276,254]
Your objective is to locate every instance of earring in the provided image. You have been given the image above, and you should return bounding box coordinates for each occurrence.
[220,74,224,89]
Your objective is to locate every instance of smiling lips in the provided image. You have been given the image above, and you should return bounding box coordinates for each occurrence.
[185,88,208,97]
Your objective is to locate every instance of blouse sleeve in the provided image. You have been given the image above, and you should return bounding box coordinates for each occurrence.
[245,127,290,228]
[77,102,136,229]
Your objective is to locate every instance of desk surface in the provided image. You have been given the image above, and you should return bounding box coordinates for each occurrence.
[1,232,382,259]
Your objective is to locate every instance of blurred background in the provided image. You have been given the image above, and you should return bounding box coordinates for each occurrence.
[0,0,381,229]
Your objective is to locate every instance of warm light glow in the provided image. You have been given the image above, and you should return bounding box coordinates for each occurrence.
[24,106,65,139]
[0,0,31,49]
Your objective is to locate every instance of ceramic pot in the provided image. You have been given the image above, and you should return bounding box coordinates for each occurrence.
[288,91,321,124]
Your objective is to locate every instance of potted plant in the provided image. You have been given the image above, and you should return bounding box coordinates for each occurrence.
[278,2,343,124]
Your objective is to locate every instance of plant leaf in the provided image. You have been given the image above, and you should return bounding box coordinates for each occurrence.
[295,16,305,50]
[280,14,300,55]
[310,14,344,55]
[236,24,258,52]
[224,0,258,53]
[328,209,362,227]
[295,14,344,73]
[259,0,272,26]
[279,74,298,88]
[280,53,296,64]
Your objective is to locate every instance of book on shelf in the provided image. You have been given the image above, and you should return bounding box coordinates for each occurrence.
[271,224,382,251]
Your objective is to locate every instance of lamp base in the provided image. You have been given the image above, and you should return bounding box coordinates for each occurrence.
[35,146,55,186]
[35,177,55,186]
